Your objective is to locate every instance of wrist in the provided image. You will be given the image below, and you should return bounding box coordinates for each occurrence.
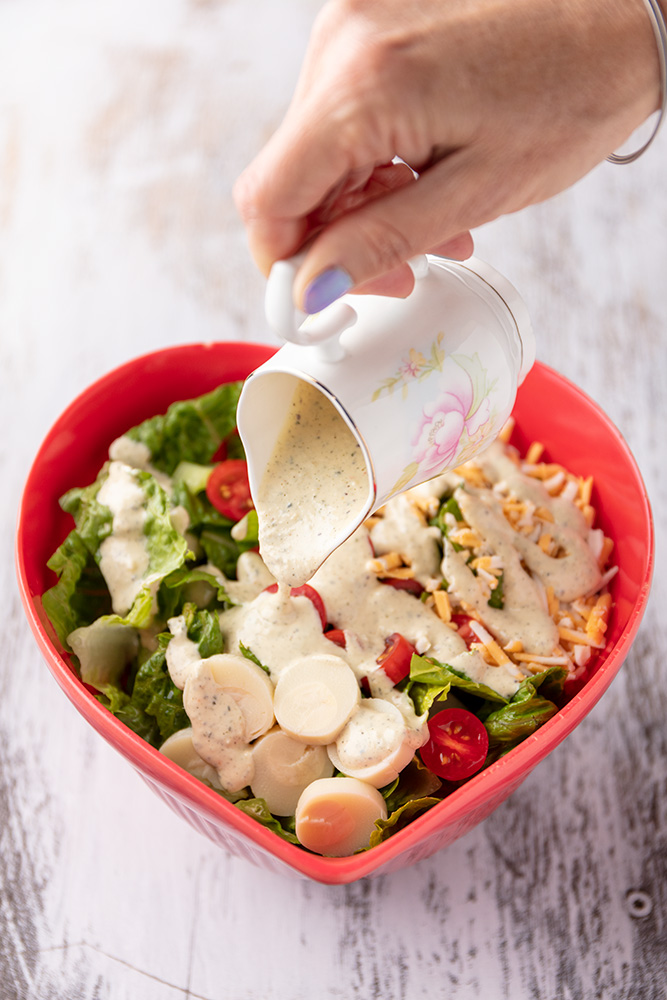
[607,0,667,162]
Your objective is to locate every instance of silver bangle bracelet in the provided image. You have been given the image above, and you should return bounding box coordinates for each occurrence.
[607,0,667,164]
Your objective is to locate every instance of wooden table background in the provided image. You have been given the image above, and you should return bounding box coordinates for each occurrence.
[2,1,666,998]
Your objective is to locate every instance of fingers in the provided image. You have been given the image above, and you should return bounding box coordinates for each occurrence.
[352,232,475,298]
[429,232,476,260]
[233,3,410,275]
[293,151,498,312]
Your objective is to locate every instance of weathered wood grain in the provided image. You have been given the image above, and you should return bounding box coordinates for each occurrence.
[1,1,666,998]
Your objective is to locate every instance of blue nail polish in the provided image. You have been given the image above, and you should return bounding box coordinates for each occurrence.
[303,267,353,314]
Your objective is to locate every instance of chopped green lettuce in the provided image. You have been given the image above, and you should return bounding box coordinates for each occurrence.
[96,683,161,746]
[124,382,242,474]
[158,566,232,620]
[198,528,247,578]
[59,478,112,558]
[129,642,190,744]
[234,798,300,845]
[42,530,112,645]
[407,654,508,715]
[483,665,567,760]
[487,570,505,609]
[239,642,271,675]
[74,467,189,628]
[369,759,443,847]
[169,479,257,578]
[370,796,442,847]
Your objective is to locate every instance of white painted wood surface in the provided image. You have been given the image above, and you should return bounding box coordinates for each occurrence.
[2,1,666,997]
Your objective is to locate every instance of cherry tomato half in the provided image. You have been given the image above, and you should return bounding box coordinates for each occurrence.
[419,708,489,781]
[211,428,243,463]
[265,583,328,630]
[380,577,425,597]
[206,460,253,522]
[324,628,347,648]
[376,632,417,684]
[450,613,477,646]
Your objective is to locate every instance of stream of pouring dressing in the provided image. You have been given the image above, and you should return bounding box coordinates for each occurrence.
[254,380,369,587]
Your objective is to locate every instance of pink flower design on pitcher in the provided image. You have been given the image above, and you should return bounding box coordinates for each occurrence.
[398,349,426,379]
[412,362,481,475]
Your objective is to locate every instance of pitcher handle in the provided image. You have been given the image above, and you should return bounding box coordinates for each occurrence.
[264,256,355,358]
[265,254,430,360]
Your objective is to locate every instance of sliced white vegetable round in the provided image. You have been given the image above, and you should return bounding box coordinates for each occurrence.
[295,777,387,857]
[273,654,360,745]
[206,653,275,740]
[250,727,334,816]
[327,698,423,789]
[159,727,222,789]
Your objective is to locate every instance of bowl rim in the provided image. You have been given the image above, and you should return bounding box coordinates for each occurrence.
[15,343,655,883]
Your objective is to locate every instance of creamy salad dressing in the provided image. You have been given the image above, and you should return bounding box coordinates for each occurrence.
[477,442,601,599]
[219,589,344,680]
[97,462,152,615]
[308,529,517,697]
[202,551,276,605]
[369,494,442,585]
[165,615,201,689]
[108,434,173,494]
[335,703,405,770]
[254,380,369,586]
[332,699,424,776]
[182,660,255,793]
[445,490,559,655]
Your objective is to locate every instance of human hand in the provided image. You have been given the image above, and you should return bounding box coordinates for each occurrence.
[234,0,661,312]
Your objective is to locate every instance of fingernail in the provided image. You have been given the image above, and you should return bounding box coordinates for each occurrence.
[303,267,353,314]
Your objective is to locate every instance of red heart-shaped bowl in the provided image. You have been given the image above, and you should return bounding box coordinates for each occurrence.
[16,343,653,883]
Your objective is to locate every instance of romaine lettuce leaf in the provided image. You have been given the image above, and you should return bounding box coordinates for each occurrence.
[72,466,190,626]
[170,479,234,532]
[487,570,504,609]
[137,469,190,588]
[369,796,442,847]
[198,528,246,578]
[124,382,243,474]
[482,666,566,758]
[369,758,443,847]
[239,642,271,675]
[169,479,257,578]
[96,683,161,745]
[182,603,224,659]
[383,756,442,815]
[157,565,232,620]
[42,530,112,644]
[407,654,508,715]
[234,798,300,845]
[484,694,559,754]
[59,478,112,558]
[130,642,190,744]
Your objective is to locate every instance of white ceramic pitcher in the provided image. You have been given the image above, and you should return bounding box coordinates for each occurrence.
[236,254,535,575]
